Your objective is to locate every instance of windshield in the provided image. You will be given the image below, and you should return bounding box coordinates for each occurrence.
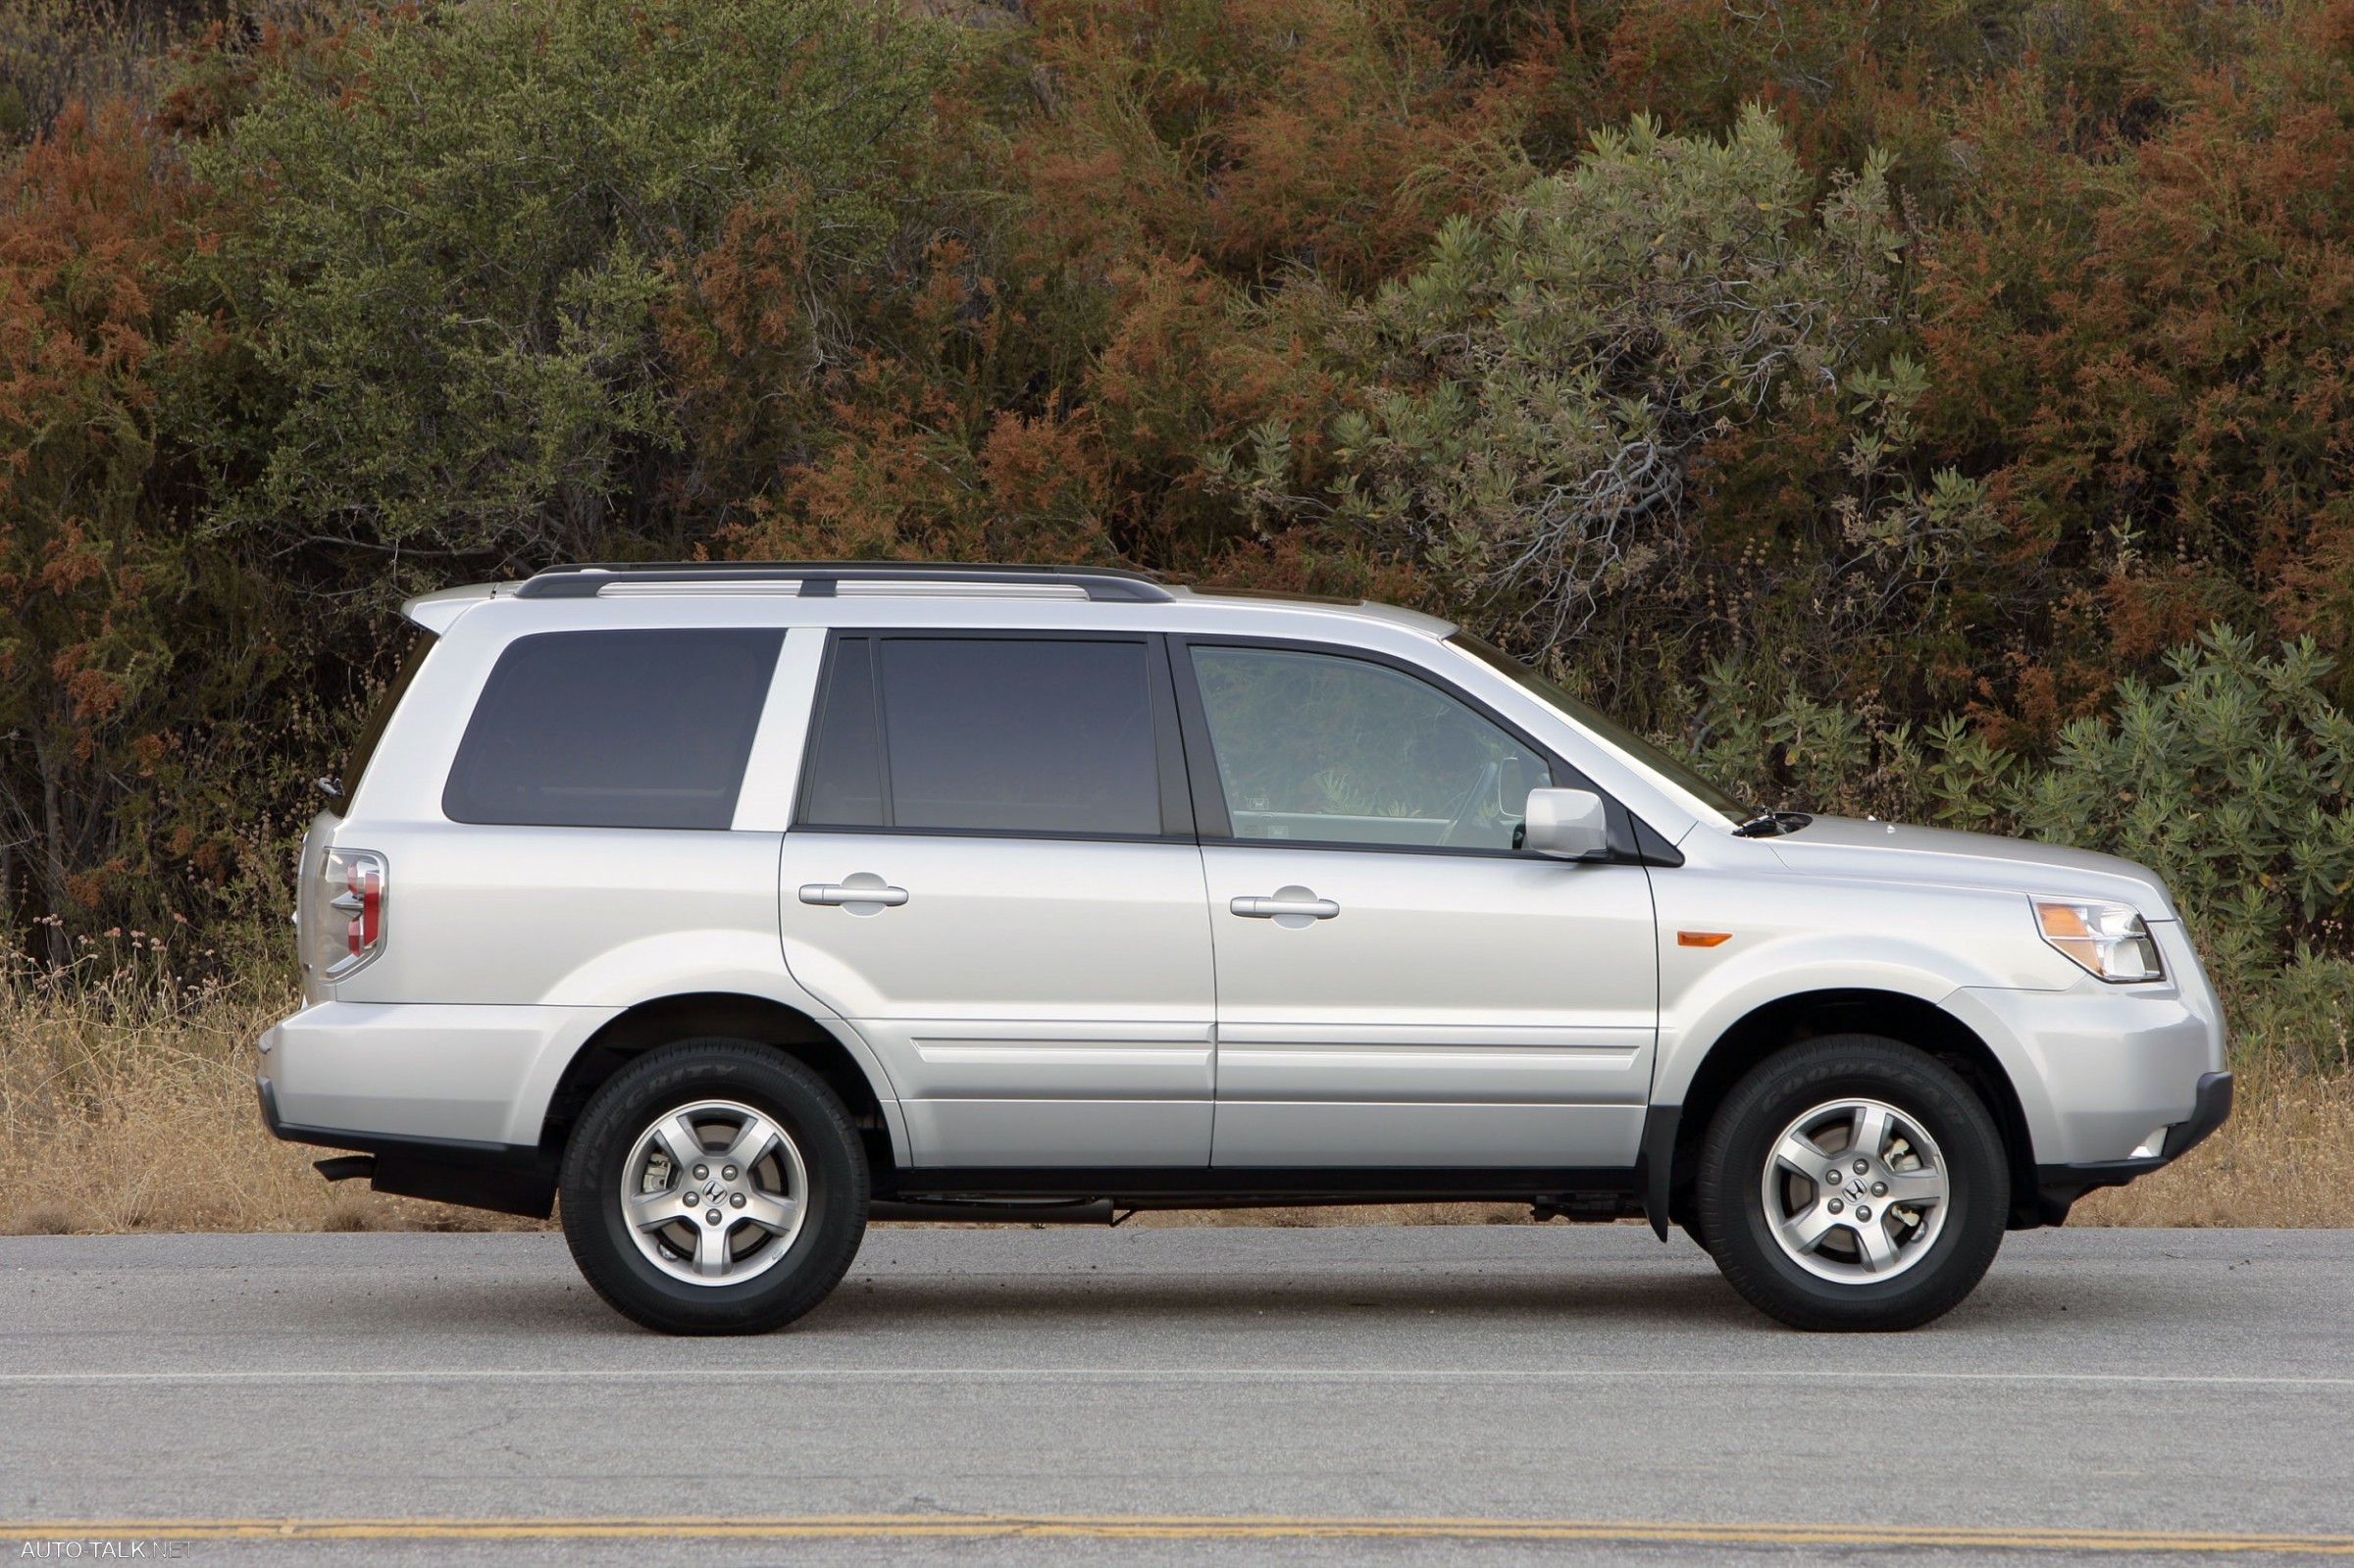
[1447,634,1750,826]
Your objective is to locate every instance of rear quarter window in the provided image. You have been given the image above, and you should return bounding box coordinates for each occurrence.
[442,629,784,830]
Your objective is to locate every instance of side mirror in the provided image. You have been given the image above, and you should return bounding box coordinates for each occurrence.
[1521,787,1611,860]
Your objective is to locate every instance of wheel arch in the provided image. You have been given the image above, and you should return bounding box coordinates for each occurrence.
[538,993,904,1179]
[1660,988,2045,1234]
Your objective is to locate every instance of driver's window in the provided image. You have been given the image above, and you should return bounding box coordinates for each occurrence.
[1189,645,1551,851]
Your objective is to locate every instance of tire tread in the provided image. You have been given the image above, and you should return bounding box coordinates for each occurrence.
[559,1038,868,1336]
[1695,1034,2008,1332]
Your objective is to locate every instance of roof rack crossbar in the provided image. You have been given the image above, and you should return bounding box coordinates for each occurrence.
[515,561,1173,603]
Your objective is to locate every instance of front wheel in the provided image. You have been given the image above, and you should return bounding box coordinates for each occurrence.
[1695,1035,2009,1332]
[560,1039,869,1335]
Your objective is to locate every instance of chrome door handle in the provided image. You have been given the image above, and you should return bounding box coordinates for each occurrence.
[799,881,908,908]
[1230,893,1339,920]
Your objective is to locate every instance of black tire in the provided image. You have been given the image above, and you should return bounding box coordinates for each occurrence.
[1695,1035,2008,1332]
[560,1038,869,1335]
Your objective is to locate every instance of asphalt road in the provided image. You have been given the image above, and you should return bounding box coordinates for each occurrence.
[1,1225,2349,1566]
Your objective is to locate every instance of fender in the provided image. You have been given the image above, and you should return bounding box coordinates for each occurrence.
[1653,936,2069,1168]
[517,931,911,1164]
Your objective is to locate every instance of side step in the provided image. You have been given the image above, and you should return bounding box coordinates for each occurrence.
[871,1198,1115,1225]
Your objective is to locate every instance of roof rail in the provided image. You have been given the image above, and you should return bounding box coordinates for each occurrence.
[515,561,1174,604]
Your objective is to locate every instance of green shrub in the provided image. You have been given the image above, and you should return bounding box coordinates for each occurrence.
[179,0,948,567]
[1211,105,1987,665]
[2229,954,2354,1077]
[1690,627,2354,986]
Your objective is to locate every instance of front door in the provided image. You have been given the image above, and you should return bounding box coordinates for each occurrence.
[779,632,1215,1168]
[1179,642,1659,1169]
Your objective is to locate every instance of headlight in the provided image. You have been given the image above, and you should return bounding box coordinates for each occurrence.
[2032,897,2164,983]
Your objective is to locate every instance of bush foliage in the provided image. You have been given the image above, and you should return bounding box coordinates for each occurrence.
[1694,628,2354,988]
[5,0,2354,1021]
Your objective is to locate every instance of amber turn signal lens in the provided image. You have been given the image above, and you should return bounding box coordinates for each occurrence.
[1677,931,1733,947]
[2036,903,2093,939]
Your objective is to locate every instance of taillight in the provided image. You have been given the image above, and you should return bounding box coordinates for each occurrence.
[315,848,387,980]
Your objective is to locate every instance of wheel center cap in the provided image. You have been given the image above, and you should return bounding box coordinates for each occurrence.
[1844,1175,1869,1203]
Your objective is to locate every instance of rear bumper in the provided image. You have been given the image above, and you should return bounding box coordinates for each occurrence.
[257,999,619,1144]
[2032,1070,2233,1221]
[257,1074,556,1218]
[252,999,613,1217]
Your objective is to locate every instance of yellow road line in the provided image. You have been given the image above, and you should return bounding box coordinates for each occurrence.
[9,1516,2354,1552]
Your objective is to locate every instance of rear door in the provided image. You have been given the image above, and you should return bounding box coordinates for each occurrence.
[777,632,1216,1168]
[1177,640,1660,1170]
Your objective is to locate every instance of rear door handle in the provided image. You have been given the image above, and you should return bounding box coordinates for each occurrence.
[799,880,908,909]
[1230,892,1340,920]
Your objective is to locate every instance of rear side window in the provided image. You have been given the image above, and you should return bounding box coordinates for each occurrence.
[443,629,783,830]
[801,637,886,827]
[800,636,1161,836]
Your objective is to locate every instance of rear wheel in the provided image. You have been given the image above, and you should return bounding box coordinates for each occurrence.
[1695,1035,2008,1332]
[560,1039,868,1335]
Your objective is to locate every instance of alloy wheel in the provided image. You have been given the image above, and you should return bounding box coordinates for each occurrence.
[619,1098,807,1286]
[1759,1096,1950,1284]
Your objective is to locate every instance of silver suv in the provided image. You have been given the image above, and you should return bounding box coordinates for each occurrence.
[260,562,2230,1334]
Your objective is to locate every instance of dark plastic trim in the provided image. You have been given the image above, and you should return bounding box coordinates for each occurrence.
[264,1115,542,1173]
[871,1198,1117,1225]
[516,561,1174,603]
[2163,1070,2233,1161]
[259,1082,556,1218]
[1632,816,1687,868]
[878,1165,1641,1203]
[2029,1071,2232,1225]
[1637,1102,1681,1240]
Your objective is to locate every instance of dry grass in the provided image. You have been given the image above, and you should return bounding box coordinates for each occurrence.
[2072,1067,2354,1227]
[1,960,2345,1234]
[0,959,536,1235]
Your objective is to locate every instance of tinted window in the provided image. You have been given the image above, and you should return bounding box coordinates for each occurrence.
[801,638,886,828]
[443,629,782,830]
[1190,645,1551,851]
[799,637,1162,836]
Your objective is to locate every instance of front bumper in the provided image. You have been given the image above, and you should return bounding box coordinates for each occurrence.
[2032,1070,2233,1221]
[1946,949,2225,1168]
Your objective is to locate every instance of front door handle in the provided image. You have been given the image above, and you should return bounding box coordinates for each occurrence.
[799,874,908,913]
[1230,887,1340,921]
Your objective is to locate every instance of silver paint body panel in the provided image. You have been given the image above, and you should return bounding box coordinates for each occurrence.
[1201,845,1655,1166]
[262,581,2226,1180]
[777,835,1217,1166]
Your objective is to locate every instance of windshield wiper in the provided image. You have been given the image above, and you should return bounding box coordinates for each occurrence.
[1732,809,1814,838]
